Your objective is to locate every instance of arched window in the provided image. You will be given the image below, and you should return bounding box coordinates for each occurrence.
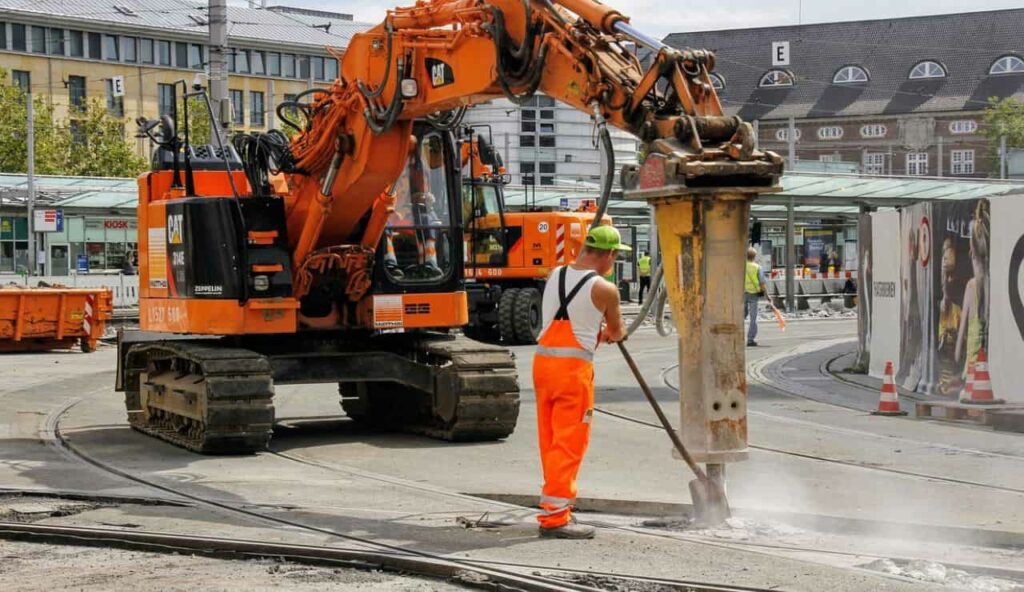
[990,55,1024,75]
[759,69,794,88]
[709,73,725,90]
[909,61,946,79]
[833,65,869,84]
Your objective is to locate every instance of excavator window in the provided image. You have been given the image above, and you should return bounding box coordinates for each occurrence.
[384,131,456,282]
[463,183,506,267]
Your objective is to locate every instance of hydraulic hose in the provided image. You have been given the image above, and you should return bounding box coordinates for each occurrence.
[625,263,663,335]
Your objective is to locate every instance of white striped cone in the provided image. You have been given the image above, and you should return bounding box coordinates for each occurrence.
[555,225,566,263]
[872,361,907,416]
[961,348,1005,405]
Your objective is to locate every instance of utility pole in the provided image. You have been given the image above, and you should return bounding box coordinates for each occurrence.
[26,92,36,277]
[1001,135,1008,180]
[937,136,943,177]
[208,0,230,141]
[787,116,797,168]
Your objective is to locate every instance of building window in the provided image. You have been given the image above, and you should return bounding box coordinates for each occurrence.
[539,135,555,147]
[188,44,202,69]
[774,128,801,142]
[103,34,119,61]
[251,51,265,75]
[31,26,45,54]
[519,135,535,147]
[521,121,536,133]
[909,60,946,79]
[268,52,281,76]
[157,83,175,117]
[522,109,535,120]
[539,176,554,186]
[70,121,85,145]
[69,30,84,57]
[906,152,928,176]
[230,89,244,125]
[68,75,86,111]
[539,109,554,120]
[0,21,6,49]
[949,120,978,135]
[298,56,310,79]
[539,162,556,174]
[860,124,887,139]
[564,154,573,163]
[48,28,64,55]
[105,79,124,117]
[326,57,338,80]
[250,91,264,126]
[710,73,725,90]
[990,55,1024,75]
[157,40,170,65]
[951,150,975,175]
[11,24,26,51]
[282,54,295,78]
[12,70,30,91]
[863,152,885,175]
[140,38,154,64]
[759,69,794,88]
[122,37,137,63]
[539,122,555,133]
[521,162,535,173]
[832,65,868,84]
[817,126,844,140]
[174,42,188,68]
[819,154,840,162]
[87,32,101,59]
[312,56,325,80]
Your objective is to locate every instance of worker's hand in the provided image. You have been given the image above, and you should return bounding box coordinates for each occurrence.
[600,325,626,344]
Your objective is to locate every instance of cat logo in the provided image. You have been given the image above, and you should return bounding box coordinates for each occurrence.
[425,58,454,88]
[167,214,184,245]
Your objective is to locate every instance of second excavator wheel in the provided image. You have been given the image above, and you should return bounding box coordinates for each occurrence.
[513,287,542,344]
[497,288,519,344]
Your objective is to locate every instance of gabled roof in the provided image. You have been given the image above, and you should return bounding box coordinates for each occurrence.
[663,9,1024,121]
[0,0,373,50]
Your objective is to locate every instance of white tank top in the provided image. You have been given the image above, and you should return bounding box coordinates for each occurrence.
[539,265,605,353]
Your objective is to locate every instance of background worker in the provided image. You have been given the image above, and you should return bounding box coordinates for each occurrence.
[637,251,652,303]
[533,226,628,540]
[744,246,769,347]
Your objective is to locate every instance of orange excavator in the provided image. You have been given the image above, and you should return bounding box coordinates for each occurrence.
[459,127,609,344]
[116,0,781,453]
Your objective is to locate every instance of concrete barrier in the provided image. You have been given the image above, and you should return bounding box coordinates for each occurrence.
[0,274,139,309]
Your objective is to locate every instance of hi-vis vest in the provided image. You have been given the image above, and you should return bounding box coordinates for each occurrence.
[745,261,762,295]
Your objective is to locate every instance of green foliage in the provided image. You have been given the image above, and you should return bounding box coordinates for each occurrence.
[983,97,1024,167]
[0,68,147,177]
[179,96,213,146]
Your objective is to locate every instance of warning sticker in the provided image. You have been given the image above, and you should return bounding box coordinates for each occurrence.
[148,227,168,289]
[373,295,404,328]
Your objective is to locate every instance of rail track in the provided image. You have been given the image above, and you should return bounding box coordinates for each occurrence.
[17,397,783,592]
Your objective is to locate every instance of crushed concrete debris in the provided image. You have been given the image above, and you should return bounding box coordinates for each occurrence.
[640,516,805,541]
[0,495,105,523]
[863,559,1024,591]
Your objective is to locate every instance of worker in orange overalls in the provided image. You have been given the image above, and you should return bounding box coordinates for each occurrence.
[534,225,629,539]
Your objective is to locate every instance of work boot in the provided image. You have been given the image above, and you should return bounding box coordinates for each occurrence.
[539,522,595,540]
[747,340,758,347]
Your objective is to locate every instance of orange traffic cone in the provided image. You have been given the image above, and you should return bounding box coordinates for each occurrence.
[960,361,975,401]
[872,361,907,416]
[961,348,1005,405]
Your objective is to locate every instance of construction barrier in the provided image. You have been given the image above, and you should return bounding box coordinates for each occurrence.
[0,286,113,352]
[0,274,138,309]
[860,195,1023,404]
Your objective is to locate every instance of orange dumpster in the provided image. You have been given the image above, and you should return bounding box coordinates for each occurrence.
[0,286,113,353]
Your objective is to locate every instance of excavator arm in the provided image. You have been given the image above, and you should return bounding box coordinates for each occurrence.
[282,0,780,299]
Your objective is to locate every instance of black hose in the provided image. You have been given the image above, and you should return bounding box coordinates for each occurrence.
[589,124,615,231]
[231,130,297,195]
[357,22,394,100]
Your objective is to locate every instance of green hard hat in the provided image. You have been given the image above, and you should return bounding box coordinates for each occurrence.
[585,225,632,251]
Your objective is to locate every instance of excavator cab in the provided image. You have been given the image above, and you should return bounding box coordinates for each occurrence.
[376,124,465,294]
[459,126,509,270]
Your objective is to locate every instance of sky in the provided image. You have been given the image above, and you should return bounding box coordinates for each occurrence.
[261,0,1024,39]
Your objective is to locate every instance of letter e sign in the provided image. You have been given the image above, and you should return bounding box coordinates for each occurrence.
[112,75,125,97]
[772,41,790,66]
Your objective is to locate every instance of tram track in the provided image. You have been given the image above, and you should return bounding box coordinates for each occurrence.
[21,397,784,592]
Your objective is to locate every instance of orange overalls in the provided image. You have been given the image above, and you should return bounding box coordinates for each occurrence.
[533,267,599,529]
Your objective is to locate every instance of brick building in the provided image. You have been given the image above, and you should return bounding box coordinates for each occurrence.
[664,9,1024,178]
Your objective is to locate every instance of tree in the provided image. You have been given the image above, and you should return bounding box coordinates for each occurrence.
[0,69,69,175]
[983,97,1024,173]
[65,99,148,177]
[0,68,148,177]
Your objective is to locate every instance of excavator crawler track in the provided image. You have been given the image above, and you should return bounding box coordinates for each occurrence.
[340,335,520,441]
[124,341,274,454]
